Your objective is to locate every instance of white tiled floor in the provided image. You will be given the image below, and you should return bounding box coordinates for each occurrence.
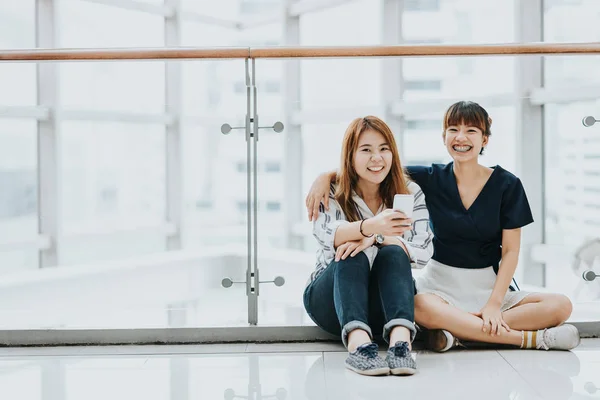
[0,339,599,399]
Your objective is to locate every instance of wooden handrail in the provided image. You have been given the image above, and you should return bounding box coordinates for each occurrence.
[250,43,600,58]
[1,43,600,61]
[0,47,250,61]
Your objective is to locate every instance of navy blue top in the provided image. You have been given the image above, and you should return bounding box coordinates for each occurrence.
[406,163,534,270]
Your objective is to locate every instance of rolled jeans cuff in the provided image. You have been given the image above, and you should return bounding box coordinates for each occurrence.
[341,320,372,349]
[383,318,417,343]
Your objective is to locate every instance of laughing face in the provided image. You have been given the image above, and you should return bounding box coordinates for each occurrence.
[353,128,393,186]
[443,123,488,163]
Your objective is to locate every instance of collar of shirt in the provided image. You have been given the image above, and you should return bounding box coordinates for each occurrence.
[351,190,384,219]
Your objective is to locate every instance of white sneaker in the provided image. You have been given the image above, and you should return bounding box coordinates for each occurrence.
[537,324,581,351]
[426,329,463,352]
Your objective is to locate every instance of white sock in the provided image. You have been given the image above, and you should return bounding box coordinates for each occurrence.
[520,329,545,349]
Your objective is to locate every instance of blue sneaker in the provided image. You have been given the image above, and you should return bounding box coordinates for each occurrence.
[345,343,390,376]
[386,341,417,376]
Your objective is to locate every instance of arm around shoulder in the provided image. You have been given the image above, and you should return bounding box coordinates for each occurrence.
[306,170,339,221]
[312,198,348,255]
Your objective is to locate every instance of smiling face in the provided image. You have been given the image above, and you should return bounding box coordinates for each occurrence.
[335,116,411,222]
[444,124,488,162]
[353,128,393,186]
[442,101,492,163]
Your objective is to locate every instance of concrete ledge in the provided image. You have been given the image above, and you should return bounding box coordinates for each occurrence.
[0,321,597,347]
[0,326,338,347]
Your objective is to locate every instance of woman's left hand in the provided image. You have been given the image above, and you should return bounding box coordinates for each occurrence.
[335,236,375,261]
[471,303,511,335]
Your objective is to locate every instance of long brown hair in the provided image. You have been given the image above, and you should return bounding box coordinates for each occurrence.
[335,116,411,222]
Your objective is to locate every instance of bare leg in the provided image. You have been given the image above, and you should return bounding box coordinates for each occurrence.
[389,326,412,350]
[502,293,573,331]
[415,294,522,346]
[347,329,372,353]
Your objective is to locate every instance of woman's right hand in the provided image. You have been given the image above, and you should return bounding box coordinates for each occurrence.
[306,172,333,221]
[363,209,412,237]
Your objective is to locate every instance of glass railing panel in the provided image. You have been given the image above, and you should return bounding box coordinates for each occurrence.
[253,51,600,326]
[0,119,38,272]
[0,56,251,330]
[543,99,600,303]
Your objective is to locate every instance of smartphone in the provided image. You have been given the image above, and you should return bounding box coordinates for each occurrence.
[393,194,414,219]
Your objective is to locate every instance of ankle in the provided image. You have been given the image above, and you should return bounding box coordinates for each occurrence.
[347,329,372,353]
[389,326,412,349]
[348,341,372,353]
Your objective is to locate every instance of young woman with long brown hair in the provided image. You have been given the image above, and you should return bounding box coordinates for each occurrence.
[304,116,433,376]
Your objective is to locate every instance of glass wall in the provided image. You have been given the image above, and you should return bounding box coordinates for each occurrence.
[0,1,35,107]
[0,1,38,272]
[1,0,600,332]
[543,0,600,87]
[56,1,167,265]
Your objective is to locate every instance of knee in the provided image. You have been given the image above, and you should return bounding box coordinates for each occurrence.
[376,245,411,266]
[336,251,369,266]
[334,252,369,271]
[549,294,573,325]
[414,295,443,329]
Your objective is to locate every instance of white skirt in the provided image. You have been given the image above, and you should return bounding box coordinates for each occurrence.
[414,259,532,313]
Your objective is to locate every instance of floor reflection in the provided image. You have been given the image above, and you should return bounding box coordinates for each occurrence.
[0,340,599,400]
[223,355,289,400]
[303,348,587,400]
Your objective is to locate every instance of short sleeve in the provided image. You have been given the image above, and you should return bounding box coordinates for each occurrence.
[500,177,534,230]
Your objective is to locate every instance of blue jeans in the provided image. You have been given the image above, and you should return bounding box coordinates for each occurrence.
[303,245,417,348]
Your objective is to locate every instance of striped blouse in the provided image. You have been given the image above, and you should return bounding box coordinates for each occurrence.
[308,180,434,284]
